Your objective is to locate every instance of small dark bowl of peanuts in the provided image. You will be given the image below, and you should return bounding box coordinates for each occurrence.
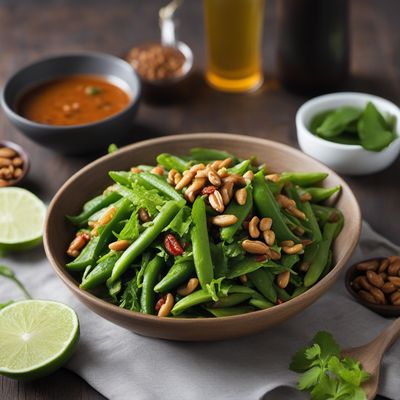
[346,256,400,317]
[0,140,29,187]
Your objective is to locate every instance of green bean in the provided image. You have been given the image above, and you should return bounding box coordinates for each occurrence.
[206,306,255,317]
[190,147,235,161]
[279,171,328,186]
[137,165,154,172]
[220,183,253,243]
[156,153,189,173]
[267,181,285,195]
[138,172,184,202]
[286,186,322,242]
[311,204,344,238]
[304,222,339,287]
[171,289,213,315]
[67,191,121,226]
[109,171,139,187]
[80,252,121,289]
[228,285,257,295]
[227,257,275,279]
[249,298,274,310]
[154,261,195,293]
[66,236,100,271]
[253,171,300,243]
[212,293,251,308]
[210,243,228,278]
[228,159,251,175]
[291,286,308,298]
[140,256,165,314]
[275,286,291,302]
[248,268,277,303]
[108,200,183,284]
[298,186,341,203]
[191,196,214,288]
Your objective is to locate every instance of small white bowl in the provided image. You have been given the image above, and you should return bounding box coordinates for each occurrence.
[296,92,400,175]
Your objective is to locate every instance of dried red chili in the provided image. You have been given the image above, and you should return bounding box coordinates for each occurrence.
[201,186,216,195]
[164,233,184,256]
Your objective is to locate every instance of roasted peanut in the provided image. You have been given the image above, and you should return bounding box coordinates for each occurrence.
[239,274,248,284]
[223,174,246,186]
[219,157,233,168]
[282,243,304,255]
[280,240,295,247]
[286,206,306,220]
[358,290,378,304]
[241,239,269,255]
[366,270,384,288]
[185,177,207,202]
[263,230,275,246]
[130,167,142,174]
[276,194,296,209]
[177,278,199,296]
[270,250,281,260]
[151,166,164,176]
[12,157,23,167]
[190,163,206,173]
[167,168,178,184]
[382,282,397,294]
[0,147,16,158]
[388,259,400,276]
[265,173,280,182]
[0,157,12,167]
[388,276,400,287]
[211,214,238,227]
[378,258,390,273]
[157,293,174,317]
[352,276,364,291]
[67,233,90,258]
[175,170,195,190]
[208,169,221,186]
[13,167,23,179]
[210,160,222,170]
[259,217,272,232]
[388,256,400,263]
[98,206,117,226]
[243,170,254,182]
[138,207,151,223]
[217,167,229,178]
[355,259,379,271]
[235,187,247,205]
[277,270,290,289]
[220,181,234,205]
[195,169,209,178]
[300,192,312,202]
[390,291,400,305]
[369,287,386,304]
[209,190,225,213]
[249,216,260,239]
[174,172,182,185]
[108,239,130,251]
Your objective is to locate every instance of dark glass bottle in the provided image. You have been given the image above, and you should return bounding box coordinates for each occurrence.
[276,0,350,94]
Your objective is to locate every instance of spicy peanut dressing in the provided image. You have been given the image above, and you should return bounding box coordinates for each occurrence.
[17,75,131,126]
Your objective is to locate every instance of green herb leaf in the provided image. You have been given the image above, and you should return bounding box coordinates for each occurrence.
[298,366,323,391]
[316,107,362,138]
[358,102,396,151]
[120,277,141,312]
[85,86,102,95]
[108,143,118,154]
[116,210,139,241]
[0,264,32,300]
[163,206,192,238]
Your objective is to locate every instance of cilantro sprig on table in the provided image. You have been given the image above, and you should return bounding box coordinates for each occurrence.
[290,331,370,400]
[0,265,32,309]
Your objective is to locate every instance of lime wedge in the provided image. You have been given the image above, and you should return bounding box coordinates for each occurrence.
[0,187,46,252]
[0,300,79,380]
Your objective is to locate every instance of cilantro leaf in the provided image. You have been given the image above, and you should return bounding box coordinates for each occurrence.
[298,366,323,391]
[313,331,340,360]
[115,210,139,241]
[163,206,192,238]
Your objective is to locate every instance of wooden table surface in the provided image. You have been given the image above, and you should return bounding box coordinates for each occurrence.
[0,0,398,399]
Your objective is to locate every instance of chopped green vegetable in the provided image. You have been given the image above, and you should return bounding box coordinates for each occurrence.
[85,86,102,95]
[290,331,370,400]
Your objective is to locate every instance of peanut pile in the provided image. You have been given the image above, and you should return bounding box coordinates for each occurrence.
[0,146,24,186]
[351,256,400,305]
[126,44,186,81]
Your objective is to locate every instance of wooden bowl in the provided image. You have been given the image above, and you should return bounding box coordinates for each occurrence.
[345,258,400,318]
[44,133,361,341]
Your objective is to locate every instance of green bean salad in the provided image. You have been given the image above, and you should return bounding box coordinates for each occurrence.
[66,148,344,318]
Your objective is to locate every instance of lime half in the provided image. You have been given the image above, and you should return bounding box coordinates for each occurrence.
[0,300,79,380]
[0,187,46,252]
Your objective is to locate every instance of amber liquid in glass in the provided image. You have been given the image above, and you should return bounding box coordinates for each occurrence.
[204,0,265,92]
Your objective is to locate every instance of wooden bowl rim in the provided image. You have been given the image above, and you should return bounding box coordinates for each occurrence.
[44,132,362,325]
[345,258,400,315]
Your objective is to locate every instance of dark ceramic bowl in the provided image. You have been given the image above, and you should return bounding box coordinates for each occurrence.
[345,258,400,318]
[0,140,30,186]
[1,53,141,155]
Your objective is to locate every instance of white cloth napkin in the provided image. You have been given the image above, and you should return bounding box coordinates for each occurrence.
[1,221,399,400]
